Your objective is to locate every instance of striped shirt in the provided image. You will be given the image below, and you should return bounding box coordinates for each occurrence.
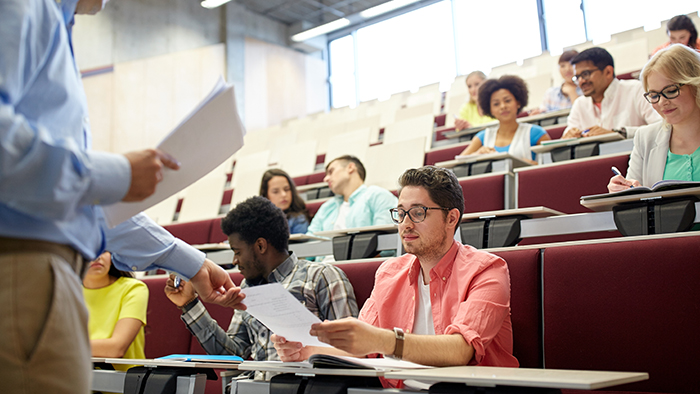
[181,252,358,379]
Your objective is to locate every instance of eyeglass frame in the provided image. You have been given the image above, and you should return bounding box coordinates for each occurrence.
[389,206,452,224]
[571,68,602,84]
[643,83,685,104]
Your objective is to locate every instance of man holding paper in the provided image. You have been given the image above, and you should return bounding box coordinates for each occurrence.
[0,0,242,393]
[273,166,518,386]
[165,196,358,379]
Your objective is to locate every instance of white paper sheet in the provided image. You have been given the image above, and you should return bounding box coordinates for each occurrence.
[103,77,245,227]
[241,283,331,348]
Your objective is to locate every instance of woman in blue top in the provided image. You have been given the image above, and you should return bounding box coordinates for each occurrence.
[459,75,550,164]
[260,169,310,234]
[608,44,700,192]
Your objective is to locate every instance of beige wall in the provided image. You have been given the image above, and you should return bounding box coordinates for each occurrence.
[244,37,328,131]
[83,44,226,154]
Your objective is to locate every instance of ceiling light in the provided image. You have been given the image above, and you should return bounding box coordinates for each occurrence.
[359,0,421,19]
[201,0,231,9]
[291,18,351,42]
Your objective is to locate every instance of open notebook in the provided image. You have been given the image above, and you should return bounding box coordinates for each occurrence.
[581,180,700,201]
[243,354,430,371]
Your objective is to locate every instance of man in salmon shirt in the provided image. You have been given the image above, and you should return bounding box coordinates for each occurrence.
[273,166,518,387]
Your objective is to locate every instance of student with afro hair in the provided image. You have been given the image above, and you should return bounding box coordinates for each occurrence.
[459,75,550,163]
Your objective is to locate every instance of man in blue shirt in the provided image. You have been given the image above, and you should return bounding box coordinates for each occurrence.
[307,155,397,234]
[0,0,243,392]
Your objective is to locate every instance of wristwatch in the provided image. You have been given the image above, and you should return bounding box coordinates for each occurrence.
[393,327,405,360]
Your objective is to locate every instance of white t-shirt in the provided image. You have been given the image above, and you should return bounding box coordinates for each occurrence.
[333,201,351,230]
[413,269,435,335]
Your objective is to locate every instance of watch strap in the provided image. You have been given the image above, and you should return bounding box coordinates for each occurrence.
[393,327,405,360]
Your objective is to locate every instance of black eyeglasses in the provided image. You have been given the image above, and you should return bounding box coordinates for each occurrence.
[643,84,684,104]
[571,69,601,83]
[389,206,451,224]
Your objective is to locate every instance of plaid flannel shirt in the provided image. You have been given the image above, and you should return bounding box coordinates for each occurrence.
[181,252,358,379]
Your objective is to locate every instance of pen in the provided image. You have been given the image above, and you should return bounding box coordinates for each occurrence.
[174,275,181,288]
[611,166,634,188]
[581,128,591,135]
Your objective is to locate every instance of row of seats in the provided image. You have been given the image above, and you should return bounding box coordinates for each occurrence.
[163,135,624,247]
[140,233,700,394]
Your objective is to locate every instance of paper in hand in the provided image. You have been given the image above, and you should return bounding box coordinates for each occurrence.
[103,77,245,228]
[241,283,331,347]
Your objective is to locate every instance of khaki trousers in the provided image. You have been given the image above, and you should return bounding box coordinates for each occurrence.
[0,238,91,394]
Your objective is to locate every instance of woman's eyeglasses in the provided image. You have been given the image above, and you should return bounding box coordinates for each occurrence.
[643,84,684,104]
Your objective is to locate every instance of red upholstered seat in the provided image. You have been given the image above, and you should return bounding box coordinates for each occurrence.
[542,236,700,393]
[545,125,566,140]
[459,174,506,213]
[208,217,227,244]
[517,154,630,214]
[307,172,325,184]
[335,260,385,310]
[424,143,469,166]
[163,219,215,245]
[434,127,456,142]
[292,175,309,187]
[221,189,233,206]
[491,249,542,369]
[306,200,326,217]
[142,276,193,358]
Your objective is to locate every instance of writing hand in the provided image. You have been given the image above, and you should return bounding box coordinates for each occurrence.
[607,175,640,192]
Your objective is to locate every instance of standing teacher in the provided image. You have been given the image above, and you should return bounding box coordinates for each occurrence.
[0,0,244,393]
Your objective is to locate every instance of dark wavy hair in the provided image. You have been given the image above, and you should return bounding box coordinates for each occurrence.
[326,155,366,181]
[667,15,698,49]
[221,196,289,253]
[259,169,310,221]
[477,75,529,118]
[398,166,464,233]
[571,47,615,76]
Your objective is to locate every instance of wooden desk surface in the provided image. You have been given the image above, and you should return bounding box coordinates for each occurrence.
[384,366,648,390]
[93,357,240,370]
[531,132,624,154]
[436,152,531,169]
[238,361,385,377]
[461,206,564,221]
[314,223,398,238]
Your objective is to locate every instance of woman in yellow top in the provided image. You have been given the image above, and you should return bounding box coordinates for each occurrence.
[83,251,149,371]
[455,71,493,130]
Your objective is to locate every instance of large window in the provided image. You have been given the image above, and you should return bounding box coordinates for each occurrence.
[327,0,699,108]
[328,35,356,108]
[354,1,456,102]
[583,0,700,43]
[452,0,542,76]
[542,0,587,54]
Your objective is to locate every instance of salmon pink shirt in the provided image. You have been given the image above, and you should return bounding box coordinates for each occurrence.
[359,240,519,368]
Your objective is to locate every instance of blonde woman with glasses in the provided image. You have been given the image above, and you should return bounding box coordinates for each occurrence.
[608,44,700,192]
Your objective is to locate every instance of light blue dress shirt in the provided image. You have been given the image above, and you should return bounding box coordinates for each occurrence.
[307,185,398,234]
[0,0,203,277]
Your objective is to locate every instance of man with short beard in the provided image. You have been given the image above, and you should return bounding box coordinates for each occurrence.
[273,166,518,388]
